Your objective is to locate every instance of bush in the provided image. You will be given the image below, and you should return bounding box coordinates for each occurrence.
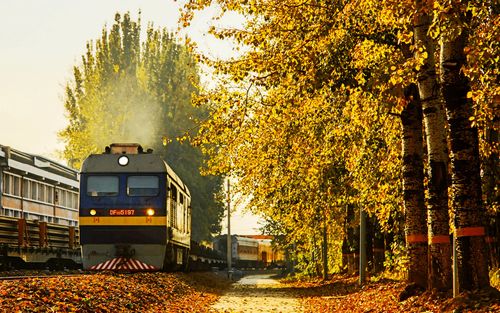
[382,241,408,280]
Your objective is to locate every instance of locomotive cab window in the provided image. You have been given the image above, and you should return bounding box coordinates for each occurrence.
[127,176,159,196]
[87,176,119,196]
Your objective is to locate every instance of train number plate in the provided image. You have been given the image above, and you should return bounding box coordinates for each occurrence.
[109,209,135,216]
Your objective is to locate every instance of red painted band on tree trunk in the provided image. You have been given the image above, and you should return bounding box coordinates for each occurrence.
[406,234,427,243]
[455,227,485,237]
[429,235,450,244]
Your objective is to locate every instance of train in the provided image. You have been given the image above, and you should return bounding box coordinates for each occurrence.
[79,143,191,271]
[0,144,81,269]
[0,143,225,271]
[213,235,286,269]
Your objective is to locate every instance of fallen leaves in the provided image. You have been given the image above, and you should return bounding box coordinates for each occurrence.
[2,272,498,312]
[286,274,500,313]
[0,272,230,312]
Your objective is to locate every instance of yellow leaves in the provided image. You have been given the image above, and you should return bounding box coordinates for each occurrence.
[461,2,499,157]
[378,6,399,28]
[398,30,414,45]
[468,115,475,124]
[428,23,440,40]
[355,72,367,86]
[413,45,429,72]
[177,0,496,245]
[162,136,172,146]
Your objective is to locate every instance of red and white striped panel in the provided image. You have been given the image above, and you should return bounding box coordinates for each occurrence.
[90,257,158,271]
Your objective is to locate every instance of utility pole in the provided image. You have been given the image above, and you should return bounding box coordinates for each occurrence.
[226,177,232,280]
[359,208,366,285]
[453,233,458,297]
[322,209,328,280]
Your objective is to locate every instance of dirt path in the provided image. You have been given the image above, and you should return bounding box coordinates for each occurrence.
[211,273,301,313]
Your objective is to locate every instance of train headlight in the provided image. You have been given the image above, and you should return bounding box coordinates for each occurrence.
[90,209,97,216]
[146,208,155,216]
[118,155,129,166]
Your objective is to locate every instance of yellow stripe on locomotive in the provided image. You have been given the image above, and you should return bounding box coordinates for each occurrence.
[80,216,167,226]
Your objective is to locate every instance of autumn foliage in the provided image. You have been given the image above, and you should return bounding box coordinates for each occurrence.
[0,272,230,312]
[179,0,498,290]
[292,274,500,313]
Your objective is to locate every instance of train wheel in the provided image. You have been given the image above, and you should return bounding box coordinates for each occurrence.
[162,244,176,271]
[181,248,190,272]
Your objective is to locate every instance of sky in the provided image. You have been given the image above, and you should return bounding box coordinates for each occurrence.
[0,0,261,235]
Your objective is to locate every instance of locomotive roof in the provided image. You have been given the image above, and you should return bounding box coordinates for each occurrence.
[81,153,190,196]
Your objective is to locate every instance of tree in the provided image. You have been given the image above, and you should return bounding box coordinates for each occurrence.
[401,84,427,288]
[462,0,499,271]
[181,0,406,274]
[59,12,224,241]
[439,2,490,290]
[413,0,451,290]
[180,0,497,286]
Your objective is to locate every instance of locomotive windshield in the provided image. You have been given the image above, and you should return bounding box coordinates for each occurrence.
[87,176,119,196]
[127,176,159,196]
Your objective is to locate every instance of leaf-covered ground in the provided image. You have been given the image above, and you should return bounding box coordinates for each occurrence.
[0,272,231,312]
[290,274,500,313]
[211,273,300,312]
[2,271,499,312]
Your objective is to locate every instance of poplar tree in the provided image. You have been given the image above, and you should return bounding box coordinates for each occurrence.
[60,12,224,241]
[439,2,490,290]
[413,0,451,290]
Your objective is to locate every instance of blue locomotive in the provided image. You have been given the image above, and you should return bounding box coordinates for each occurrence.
[79,143,191,271]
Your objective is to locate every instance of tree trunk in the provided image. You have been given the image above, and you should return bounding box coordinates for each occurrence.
[373,220,385,273]
[440,8,490,290]
[401,83,428,288]
[366,216,374,272]
[413,0,451,290]
[343,204,358,274]
[482,126,499,269]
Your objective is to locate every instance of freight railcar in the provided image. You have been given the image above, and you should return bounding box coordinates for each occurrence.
[0,145,81,269]
[79,143,191,271]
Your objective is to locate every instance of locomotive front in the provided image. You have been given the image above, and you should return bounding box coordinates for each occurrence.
[79,143,191,271]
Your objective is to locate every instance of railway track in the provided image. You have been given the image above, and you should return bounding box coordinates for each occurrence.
[0,268,96,280]
[0,256,225,280]
[0,273,88,281]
